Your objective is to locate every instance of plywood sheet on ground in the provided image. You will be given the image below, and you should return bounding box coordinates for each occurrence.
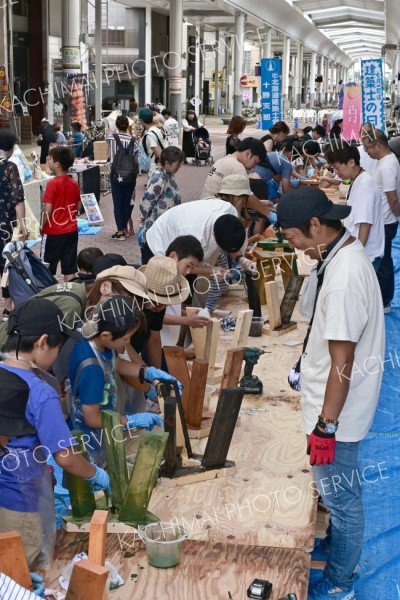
[47,533,310,600]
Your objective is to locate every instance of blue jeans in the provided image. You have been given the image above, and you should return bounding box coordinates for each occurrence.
[312,440,363,590]
[111,179,135,232]
[376,222,398,306]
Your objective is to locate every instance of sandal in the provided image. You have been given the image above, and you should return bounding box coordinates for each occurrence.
[111,231,126,241]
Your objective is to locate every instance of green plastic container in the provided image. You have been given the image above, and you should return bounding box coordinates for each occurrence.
[139,522,187,568]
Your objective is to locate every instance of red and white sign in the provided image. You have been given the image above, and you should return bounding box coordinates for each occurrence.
[240,74,248,86]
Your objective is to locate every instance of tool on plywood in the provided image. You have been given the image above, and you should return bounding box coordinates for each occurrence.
[247,578,273,599]
[239,347,265,394]
[157,379,244,486]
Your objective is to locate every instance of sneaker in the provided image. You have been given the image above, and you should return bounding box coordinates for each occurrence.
[111,232,126,241]
[308,576,355,600]
[383,304,392,314]
[311,539,330,569]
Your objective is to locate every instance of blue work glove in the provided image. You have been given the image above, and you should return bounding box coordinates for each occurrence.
[30,572,45,597]
[84,464,111,494]
[144,366,183,394]
[125,413,163,431]
[144,384,158,401]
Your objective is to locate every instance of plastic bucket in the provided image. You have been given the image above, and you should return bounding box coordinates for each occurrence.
[139,522,187,568]
[249,316,264,337]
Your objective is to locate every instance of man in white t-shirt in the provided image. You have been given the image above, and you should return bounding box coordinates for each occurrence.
[161,109,179,147]
[277,187,385,600]
[361,126,400,312]
[326,143,384,268]
[138,108,167,171]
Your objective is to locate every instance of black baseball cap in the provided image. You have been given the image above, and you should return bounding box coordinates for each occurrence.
[93,253,127,276]
[7,298,82,340]
[213,214,246,253]
[0,368,37,438]
[276,187,351,229]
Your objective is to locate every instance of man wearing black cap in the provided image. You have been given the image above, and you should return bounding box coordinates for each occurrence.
[277,187,384,600]
[0,298,110,565]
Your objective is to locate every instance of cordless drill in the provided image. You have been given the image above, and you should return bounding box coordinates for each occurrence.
[239,347,265,394]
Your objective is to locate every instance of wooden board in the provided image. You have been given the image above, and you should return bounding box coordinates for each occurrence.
[159,464,236,487]
[186,359,209,428]
[65,559,109,599]
[163,346,191,417]
[233,309,253,348]
[48,534,310,600]
[219,348,244,391]
[263,321,298,337]
[204,318,220,379]
[264,280,282,330]
[186,307,207,359]
[0,531,32,590]
[88,511,108,566]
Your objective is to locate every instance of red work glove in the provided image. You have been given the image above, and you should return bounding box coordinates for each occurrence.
[307,427,336,466]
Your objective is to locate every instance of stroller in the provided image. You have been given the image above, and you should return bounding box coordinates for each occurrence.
[193,127,213,166]
[2,241,57,307]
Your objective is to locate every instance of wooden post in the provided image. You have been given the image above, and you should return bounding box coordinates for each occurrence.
[0,532,32,590]
[204,318,220,379]
[186,359,209,428]
[163,346,191,417]
[101,410,129,511]
[233,309,253,348]
[280,275,304,324]
[64,431,96,518]
[118,432,169,525]
[220,349,244,391]
[163,396,177,475]
[244,271,262,316]
[264,281,282,330]
[88,511,109,600]
[65,560,109,600]
[202,387,244,469]
[186,306,207,358]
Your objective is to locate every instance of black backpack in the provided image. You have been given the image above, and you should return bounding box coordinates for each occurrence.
[110,134,138,186]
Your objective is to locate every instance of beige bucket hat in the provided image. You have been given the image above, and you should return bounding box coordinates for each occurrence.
[95,265,149,301]
[139,256,190,305]
[218,174,252,196]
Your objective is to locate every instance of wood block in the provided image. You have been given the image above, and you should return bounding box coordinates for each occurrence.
[100,411,128,510]
[118,432,169,525]
[264,280,282,330]
[220,348,244,391]
[159,464,236,487]
[233,309,253,348]
[88,511,108,566]
[0,532,32,590]
[163,346,191,417]
[263,321,298,337]
[64,431,96,519]
[204,318,220,379]
[280,275,305,325]
[202,387,244,469]
[65,559,109,600]
[186,359,209,428]
[186,307,207,358]
[244,271,262,315]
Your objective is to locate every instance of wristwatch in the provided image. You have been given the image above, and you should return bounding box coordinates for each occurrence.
[317,415,339,434]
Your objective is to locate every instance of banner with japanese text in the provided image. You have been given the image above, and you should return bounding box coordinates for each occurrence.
[260,58,281,130]
[361,59,385,131]
[342,83,362,141]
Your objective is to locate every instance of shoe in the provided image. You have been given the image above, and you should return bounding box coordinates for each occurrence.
[2,309,11,322]
[311,539,330,569]
[111,232,126,241]
[308,576,355,600]
[383,304,391,314]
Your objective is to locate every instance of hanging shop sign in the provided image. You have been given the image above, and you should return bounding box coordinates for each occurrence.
[169,75,182,94]
[240,75,259,88]
[62,47,81,71]
[360,59,385,131]
[342,83,362,141]
[260,58,281,130]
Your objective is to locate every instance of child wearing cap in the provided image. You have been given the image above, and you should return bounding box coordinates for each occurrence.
[0,298,110,566]
[69,295,170,466]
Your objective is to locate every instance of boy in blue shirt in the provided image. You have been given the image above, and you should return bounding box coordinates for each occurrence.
[69,296,169,465]
[0,298,110,566]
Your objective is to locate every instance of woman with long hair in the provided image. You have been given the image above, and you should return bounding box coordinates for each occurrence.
[226,115,246,155]
[260,120,290,151]
[182,110,202,162]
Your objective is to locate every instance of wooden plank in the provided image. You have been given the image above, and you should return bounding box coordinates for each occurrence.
[264,280,282,330]
[263,321,298,337]
[88,510,108,566]
[186,307,207,359]
[162,396,177,475]
[64,431,96,518]
[159,464,235,487]
[118,432,169,525]
[202,387,244,469]
[220,348,244,391]
[163,346,191,417]
[49,535,310,600]
[186,359,209,428]
[233,309,253,348]
[65,559,109,600]
[280,275,305,325]
[101,410,128,511]
[203,318,220,379]
[0,532,32,590]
